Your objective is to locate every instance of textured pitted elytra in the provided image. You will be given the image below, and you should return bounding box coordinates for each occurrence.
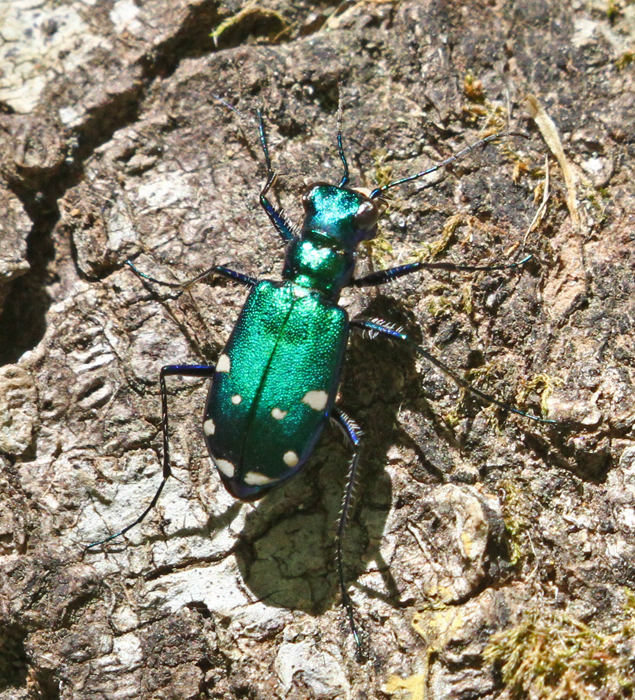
[204,280,348,499]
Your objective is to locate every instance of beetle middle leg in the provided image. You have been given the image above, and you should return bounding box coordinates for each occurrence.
[351,319,555,424]
[86,260,259,550]
[88,259,257,550]
[351,255,533,288]
[126,260,257,292]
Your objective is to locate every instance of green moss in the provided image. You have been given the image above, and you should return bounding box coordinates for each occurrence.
[515,373,563,417]
[464,72,485,102]
[363,232,394,268]
[370,148,393,191]
[483,603,635,699]
[443,408,462,428]
[460,282,473,315]
[425,295,453,318]
[499,479,532,566]
[209,4,287,46]
[607,0,620,21]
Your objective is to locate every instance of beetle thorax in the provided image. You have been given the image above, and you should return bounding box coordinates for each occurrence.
[282,232,355,298]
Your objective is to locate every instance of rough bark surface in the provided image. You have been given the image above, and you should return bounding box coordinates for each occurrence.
[1,1,634,698]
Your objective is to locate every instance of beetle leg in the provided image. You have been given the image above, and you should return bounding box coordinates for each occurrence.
[127,260,256,290]
[196,266,256,288]
[330,406,364,654]
[351,255,532,288]
[86,364,216,550]
[351,319,556,424]
[336,94,350,188]
[160,365,218,478]
[259,181,296,244]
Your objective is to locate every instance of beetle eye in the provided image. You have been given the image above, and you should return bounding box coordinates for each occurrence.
[354,200,379,230]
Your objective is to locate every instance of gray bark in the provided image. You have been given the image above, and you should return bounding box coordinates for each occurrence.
[1,1,634,698]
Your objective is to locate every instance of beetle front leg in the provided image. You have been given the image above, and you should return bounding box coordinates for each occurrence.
[87,364,216,549]
[330,406,364,655]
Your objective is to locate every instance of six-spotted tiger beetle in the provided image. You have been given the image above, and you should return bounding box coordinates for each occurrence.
[88,105,555,654]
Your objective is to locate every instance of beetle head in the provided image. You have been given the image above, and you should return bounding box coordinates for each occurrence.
[301,183,380,248]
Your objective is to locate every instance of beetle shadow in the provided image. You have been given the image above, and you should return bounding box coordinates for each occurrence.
[233,294,430,624]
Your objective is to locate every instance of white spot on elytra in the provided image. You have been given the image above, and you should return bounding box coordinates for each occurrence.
[244,471,276,486]
[271,407,288,420]
[231,395,242,405]
[283,451,299,467]
[203,419,216,435]
[217,354,231,373]
[293,286,310,298]
[213,457,235,478]
[302,390,328,411]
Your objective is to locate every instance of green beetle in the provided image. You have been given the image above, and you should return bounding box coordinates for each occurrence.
[204,182,380,501]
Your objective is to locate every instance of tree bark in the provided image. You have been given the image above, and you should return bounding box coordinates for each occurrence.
[1,1,634,698]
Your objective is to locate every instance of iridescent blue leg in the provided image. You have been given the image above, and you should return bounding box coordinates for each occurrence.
[351,319,556,424]
[352,255,532,288]
[127,260,256,290]
[330,407,364,655]
[210,100,293,241]
[87,364,216,549]
[257,110,295,243]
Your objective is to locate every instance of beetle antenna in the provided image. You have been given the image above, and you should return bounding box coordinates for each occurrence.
[211,94,260,127]
[369,131,527,199]
[257,108,275,178]
[337,90,350,188]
